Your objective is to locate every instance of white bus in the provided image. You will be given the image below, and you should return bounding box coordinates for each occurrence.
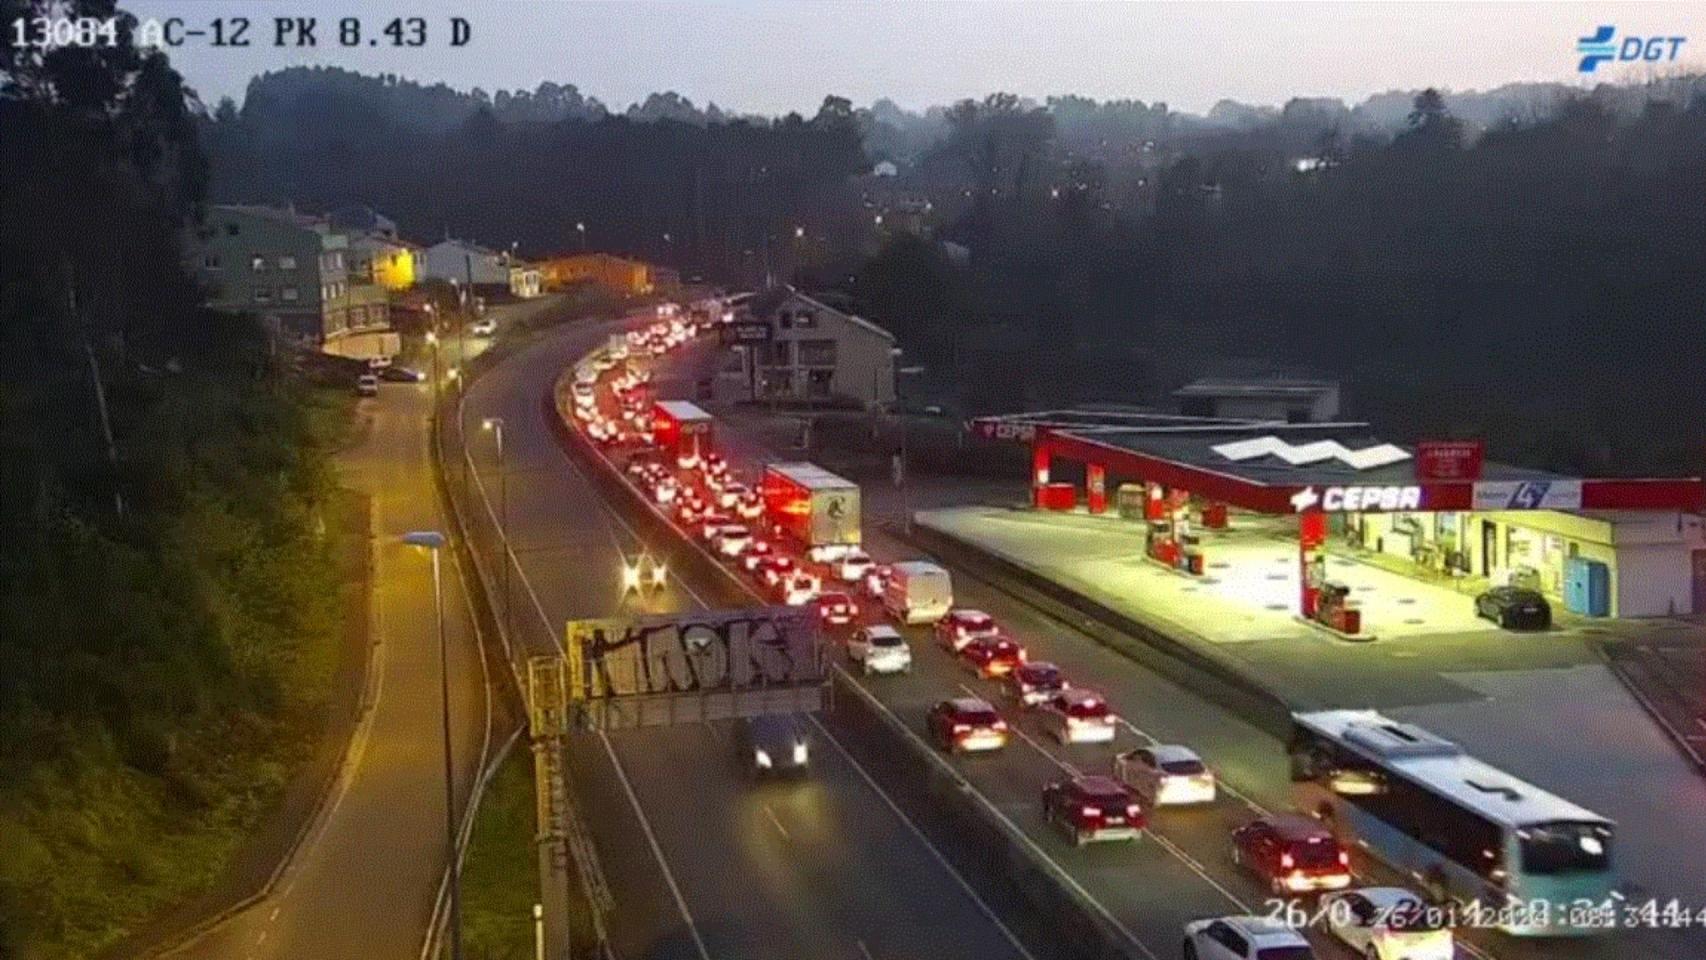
[1288,710,1615,937]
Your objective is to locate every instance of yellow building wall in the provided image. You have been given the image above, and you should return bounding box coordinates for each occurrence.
[371,246,417,291]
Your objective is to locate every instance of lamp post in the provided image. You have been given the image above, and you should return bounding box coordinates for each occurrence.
[481,417,510,643]
[401,530,461,960]
[893,352,925,534]
[425,327,441,406]
[576,221,587,252]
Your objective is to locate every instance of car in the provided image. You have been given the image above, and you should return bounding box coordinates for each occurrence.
[1113,744,1217,807]
[861,564,894,600]
[698,512,734,541]
[740,539,775,571]
[779,572,821,607]
[1474,586,1551,630]
[847,624,911,675]
[703,452,729,479]
[651,478,679,505]
[806,542,854,564]
[737,715,810,778]
[813,591,859,626]
[1181,915,1315,960]
[758,555,798,587]
[934,608,999,653]
[716,482,750,510]
[835,548,875,583]
[1006,660,1067,707]
[1319,887,1453,960]
[959,634,1027,678]
[676,498,707,525]
[355,373,379,397]
[734,494,764,520]
[927,697,1009,752]
[713,523,751,557]
[470,317,496,336]
[1041,775,1143,847]
[378,365,425,383]
[1041,689,1117,744]
[1231,813,1352,895]
[366,354,393,370]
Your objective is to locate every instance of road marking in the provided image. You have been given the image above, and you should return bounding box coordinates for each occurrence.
[254,930,266,946]
[763,804,791,841]
[855,940,876,960]
[598,731,713,960]
[268,907,279,923]
[809,715,1038,960]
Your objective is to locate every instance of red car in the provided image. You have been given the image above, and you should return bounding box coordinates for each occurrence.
[960,635,1027,678]
[934,608,998,653]
[758,555,797,587]
[1231,813,1352,895]
[814,592,859,626]
[1007,660,1067,707]
[740,539,775,572]
[1041,775,1144,847]
[926,697,1008,752]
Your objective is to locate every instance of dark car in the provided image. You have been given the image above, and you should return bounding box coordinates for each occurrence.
[926,697,1008,752]
[1041,775,1144,846]
[1231,813,1351,895]
[1475,586,1551,630]
[378,365,426,383]
[736,715,810,777]
[1006,660,1067,707]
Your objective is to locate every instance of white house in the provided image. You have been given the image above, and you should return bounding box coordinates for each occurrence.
[423,239,509,289]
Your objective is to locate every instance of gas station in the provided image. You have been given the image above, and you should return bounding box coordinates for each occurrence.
[968,412,1706,631]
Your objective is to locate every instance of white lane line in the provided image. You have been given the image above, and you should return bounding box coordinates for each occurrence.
[986,685,1252,915]
[254,930,267,947]
[808,715,1038,960]
[598,731,713,960]
[855,940,876,960]
[762,804,791,841]
[268,907,279,923]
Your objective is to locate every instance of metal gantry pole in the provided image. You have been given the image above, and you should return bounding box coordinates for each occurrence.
[431,546,463,960]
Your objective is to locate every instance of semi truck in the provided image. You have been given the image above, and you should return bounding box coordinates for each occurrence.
[762,462,861,562]
[653,400,715,468]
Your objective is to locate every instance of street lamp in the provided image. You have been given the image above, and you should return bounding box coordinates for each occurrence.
[892,351,926,534]
[576,221,587,251]
[481,417,510,643]
[425,329,442,406]
[400,530,462,960]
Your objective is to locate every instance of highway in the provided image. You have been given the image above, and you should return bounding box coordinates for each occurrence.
[453,316,1035,960]
[662,339,1704,960]
[170,353,494,960]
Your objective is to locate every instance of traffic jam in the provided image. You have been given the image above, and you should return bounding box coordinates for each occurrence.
[561,304,1612,960]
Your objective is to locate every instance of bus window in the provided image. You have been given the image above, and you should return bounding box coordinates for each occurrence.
[1520,823,1611,875]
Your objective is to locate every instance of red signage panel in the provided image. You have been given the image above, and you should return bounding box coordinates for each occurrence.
[1415,440,1485,481]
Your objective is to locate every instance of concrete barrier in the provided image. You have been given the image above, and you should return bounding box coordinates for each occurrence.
[899,519,1300,739]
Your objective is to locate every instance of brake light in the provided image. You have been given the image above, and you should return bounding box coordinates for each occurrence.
[992,720,1008,731]
[1126,803,1141,818]
[1338,850,1350,866]
[952,723,971,734]
[1280,852,1296,870]
[1079,806,1099,819]
[848,603,858,616]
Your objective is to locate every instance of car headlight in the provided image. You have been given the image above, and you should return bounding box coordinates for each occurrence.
[792,741,808,765]
[754,749,772,768]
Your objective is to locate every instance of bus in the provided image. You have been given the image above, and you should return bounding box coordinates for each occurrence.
[1288,710,1615,937]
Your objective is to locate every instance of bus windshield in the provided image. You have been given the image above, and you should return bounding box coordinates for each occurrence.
[1520,822,1611,875]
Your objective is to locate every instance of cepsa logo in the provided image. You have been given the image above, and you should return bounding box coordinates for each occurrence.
[1290,485,1423,513]
[1577,26,1687,73]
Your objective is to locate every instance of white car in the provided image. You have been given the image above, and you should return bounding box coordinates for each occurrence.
[651,478,679,505]
[1041,689,1117,745]
[716,482,749,510]
[836,549,875,583]
[1320,888,1453,960]
[713,524,752,557]
[806,542,854,564]
[572,382,596,407]
[1182,916,1314,960]
[848,625,912,675]
[1113,745,1217,807]
[780,572,821,607]
[470,318,496,336]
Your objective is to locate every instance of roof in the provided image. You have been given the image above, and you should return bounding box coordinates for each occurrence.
[781,287,896,343]
[945,697,996,713]
[214,203,326,230]
[1174,377,1338,400]
[655,400,713,422]
[1295,710,1610,828]
[766,462,855,490]
[1221,917,1309,944]
[1148,744,1202,765]
[1070,775,1128,796]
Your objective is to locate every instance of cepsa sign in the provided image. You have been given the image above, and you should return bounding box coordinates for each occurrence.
[1415,440,1484,481]
[1290,484,1423,513]
[969,418,1036,443]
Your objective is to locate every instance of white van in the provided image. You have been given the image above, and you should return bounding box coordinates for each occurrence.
[882,561,953,625]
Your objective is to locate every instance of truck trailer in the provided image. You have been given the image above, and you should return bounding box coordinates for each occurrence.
[654,400,715,468]
[762,462,861,562]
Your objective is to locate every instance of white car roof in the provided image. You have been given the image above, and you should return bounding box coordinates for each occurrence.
[1149,744,1201,765]
[862,624,902,639]
[1353,887,1423,911]
[1223,916,1309,945]
[949,609,990,621]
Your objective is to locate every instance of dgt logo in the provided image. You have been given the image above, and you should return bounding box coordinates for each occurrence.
[1577,26,1687,73]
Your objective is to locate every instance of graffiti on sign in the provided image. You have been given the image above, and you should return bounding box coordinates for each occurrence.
[565,606,823,701]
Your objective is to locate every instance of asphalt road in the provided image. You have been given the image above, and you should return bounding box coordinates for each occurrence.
[453,315,1033,960]
[170,360,493,959]
[673,342,1705,960]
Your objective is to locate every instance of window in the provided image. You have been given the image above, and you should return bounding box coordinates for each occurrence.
[806,369,833,398]
[279,255,297,270]
[253,286,273,303]
[280,286,299,302]
[797,339,836,366]
[794,310,817,328]
[1207,923,1247,956]
[202,254,221,270]
[251,255,267,271]
[224,222,239,236]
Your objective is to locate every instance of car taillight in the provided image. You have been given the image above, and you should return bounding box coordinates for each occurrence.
[992,720,1008,731]
[1338,850,1350,866]
[1126,803,1141,818]
[952,723,971,734]
[1079,806,1099,819]
[1280,852,1296,870]
[848,604,858,616]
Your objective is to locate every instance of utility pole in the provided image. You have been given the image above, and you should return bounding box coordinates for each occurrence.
[67,259,124,517]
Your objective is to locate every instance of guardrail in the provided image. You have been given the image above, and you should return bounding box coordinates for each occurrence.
[896,520,1300,739]
[544,369,1145,960]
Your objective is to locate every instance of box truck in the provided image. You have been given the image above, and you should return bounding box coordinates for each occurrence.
[762,462,861,562]
[882,561,953,625]
[653,400,714,468]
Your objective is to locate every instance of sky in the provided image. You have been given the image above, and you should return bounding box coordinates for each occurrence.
[124,1,1706,116]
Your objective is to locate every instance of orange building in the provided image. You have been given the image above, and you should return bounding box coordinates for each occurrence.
[539,253,652,296]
